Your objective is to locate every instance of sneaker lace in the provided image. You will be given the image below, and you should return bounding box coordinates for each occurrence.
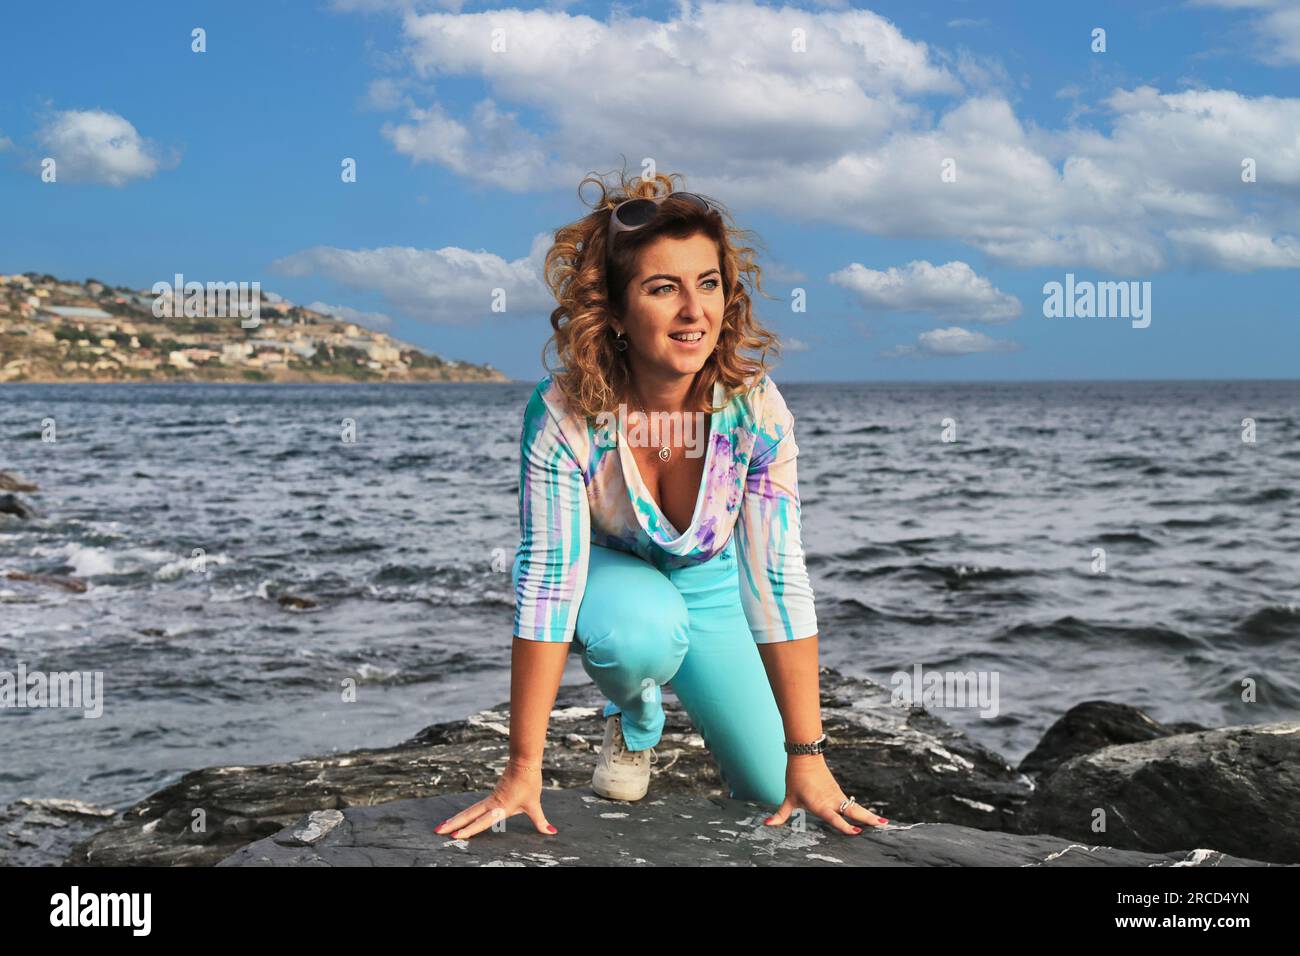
[611,716,658,766]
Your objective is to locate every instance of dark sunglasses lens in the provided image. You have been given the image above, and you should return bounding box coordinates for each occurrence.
[677,192,710,212]
[616,199,660,227]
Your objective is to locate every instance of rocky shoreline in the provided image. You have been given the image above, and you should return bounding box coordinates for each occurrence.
[3,467,1296,867]
[0,368,509,385]
[2,666,1293,867]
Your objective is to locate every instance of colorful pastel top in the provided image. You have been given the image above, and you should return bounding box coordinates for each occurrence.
[512,371,818,644]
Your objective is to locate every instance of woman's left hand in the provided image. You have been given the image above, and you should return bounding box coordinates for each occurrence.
[762,754,888,834]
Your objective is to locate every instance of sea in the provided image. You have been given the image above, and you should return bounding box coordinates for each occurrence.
[1,380,1297,827]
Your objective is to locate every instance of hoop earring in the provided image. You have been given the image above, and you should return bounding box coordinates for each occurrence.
[614,331,628,352]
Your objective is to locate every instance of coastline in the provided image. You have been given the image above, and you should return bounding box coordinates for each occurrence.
[1,271,509,385]
[0,373,513,385]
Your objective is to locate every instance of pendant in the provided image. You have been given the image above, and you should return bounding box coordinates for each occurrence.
[658,446,672,461]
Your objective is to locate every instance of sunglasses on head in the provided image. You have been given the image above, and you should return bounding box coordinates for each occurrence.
[605,191,715,256]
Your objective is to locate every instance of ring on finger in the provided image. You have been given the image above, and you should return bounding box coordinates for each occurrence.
[838,795,857,814]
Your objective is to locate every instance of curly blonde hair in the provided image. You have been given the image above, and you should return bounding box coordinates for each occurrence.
[540,166,781,420]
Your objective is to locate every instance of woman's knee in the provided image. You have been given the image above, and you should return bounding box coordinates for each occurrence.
[576,547,690,670]
[580,593,689,670]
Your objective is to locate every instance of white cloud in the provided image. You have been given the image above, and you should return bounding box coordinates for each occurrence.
[884,326,1020,357]
[758,260,809,284]
[305,301,395,329]
[343,1,1300,274]
[361,77,408,111]
[271,232,554,324]
[1190,0,1300,64]
[829,260,1021,323]
[1166,227,1300,269]
[0,134,12,152]
[382,2,957,186]
[782,336,811,352]
[35,109,166,186]
[382,100,554,189]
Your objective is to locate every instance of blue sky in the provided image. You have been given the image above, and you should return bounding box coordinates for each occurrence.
[1,0,1297,382]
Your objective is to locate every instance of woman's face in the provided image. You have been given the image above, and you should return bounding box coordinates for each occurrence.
[614,232,725,382]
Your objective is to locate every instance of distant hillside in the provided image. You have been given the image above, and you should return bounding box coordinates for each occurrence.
[0,271,508,384]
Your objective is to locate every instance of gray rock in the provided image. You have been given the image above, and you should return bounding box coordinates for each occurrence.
[0,493,35,519]
[0,470,38,493]
[0,798,117,868]
[2,571,88,593]
[63,667,1032,867]
[287,810,345,846]
[1017,700,1210,779]
[216,789,1284,867]
[1021,721,1300,865]
[54,668,1300,868]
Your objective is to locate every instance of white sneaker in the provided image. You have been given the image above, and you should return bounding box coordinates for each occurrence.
[591,713,658,802]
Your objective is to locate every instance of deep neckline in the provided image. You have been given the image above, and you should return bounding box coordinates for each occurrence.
[615,380,722,545]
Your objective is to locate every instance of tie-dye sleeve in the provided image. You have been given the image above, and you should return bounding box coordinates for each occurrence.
[512,380,590,642]
[733,374,819,643]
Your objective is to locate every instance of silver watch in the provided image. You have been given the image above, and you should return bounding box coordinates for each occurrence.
[784,733,829,756]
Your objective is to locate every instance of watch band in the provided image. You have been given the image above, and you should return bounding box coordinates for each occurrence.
[784,732,829,756]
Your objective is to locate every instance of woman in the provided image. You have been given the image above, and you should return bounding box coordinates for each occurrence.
[434,170,887,840]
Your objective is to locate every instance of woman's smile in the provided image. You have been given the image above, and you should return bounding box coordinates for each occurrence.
[668,328,707,347]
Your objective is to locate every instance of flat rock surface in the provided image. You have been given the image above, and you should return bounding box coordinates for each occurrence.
[218,788,1282,867]
[47,667,1299,867]
[61,667,1033,867]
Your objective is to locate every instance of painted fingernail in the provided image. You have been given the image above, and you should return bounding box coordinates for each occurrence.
[547,824,557,833]
[763,816,775,825]
[879,818,889,824]
[852,826,862,834]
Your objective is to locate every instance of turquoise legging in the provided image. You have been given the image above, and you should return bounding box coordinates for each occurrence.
[518,539,789,807]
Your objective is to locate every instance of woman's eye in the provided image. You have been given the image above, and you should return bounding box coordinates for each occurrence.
[653,279,718,295]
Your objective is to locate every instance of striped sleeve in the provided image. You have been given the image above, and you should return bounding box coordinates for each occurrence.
[733,374,819,643]
[512,379,590,642]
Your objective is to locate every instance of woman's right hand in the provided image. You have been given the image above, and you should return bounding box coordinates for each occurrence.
[433,761,557,840]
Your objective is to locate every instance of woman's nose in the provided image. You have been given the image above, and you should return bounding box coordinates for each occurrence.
[678,289,709,319]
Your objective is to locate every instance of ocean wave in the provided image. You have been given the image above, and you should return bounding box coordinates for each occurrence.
[1085,454,1154,469]
[1225,487,1293,505]
[819,562,1036,594]
[807,543,901,566]
[825,596,957,627]
[1231,604,1300,643]
[154,553,232,580]
[1093,531,1160,547]
[1160,514,1239,529]
[996,615,1199,648]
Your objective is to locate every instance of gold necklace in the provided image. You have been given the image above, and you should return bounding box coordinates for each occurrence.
[632,391,672,461]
